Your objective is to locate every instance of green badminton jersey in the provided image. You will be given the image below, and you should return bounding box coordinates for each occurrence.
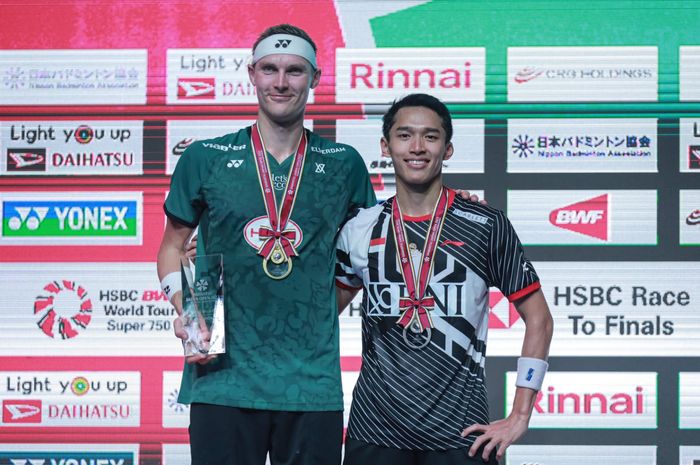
[165,126,375,411]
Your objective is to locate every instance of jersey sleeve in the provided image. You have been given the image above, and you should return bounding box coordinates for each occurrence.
[164,143,209,228]
[487,210,541,302]
[335,205,380,290]
[346,147,377,215]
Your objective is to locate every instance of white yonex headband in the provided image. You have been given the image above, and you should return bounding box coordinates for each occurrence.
[252,33,317,69]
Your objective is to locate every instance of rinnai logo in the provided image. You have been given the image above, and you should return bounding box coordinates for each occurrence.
[177,78,215,99]
[534,385,644,415]
[514,67,544,83]
[351,61,472,91]
[336,48,484,103]
[7,148,46,172]
[2,400,42,423]
[549,194,609,241]
[488,290,520,329]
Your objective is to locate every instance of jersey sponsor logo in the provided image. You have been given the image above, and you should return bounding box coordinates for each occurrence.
[452,209,488,224]
[3,400,42,423]
[177,77,216,99]
[243,216,303,251]
[6,148,47,171]
[549,194,608,240]
[310,146,346,155]
[314,162,325,173]
[34,280,93,339]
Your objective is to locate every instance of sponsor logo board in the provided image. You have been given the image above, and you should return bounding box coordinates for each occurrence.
[488,262,700,356]
[680,46,700,101]
[0,263,180,356]
[505,445,656,465]
[679,119,700,172]
[0,50,147,105]
[679,373,700,429]
[167,49,314,105]
[1,372,140,427]
[1,121,143,175]
[680,190,700,245]
[507,190,657,245]
[166,120,312,174]
[162,371,189,428]
[0,443,138,464]
[0,192,142,245]
[679,445,700,465]
[336,48,485,103]
[507,118,657,173]
[505,372,657,428]
[163,444,190,465]
[336,119,484,174]
[508,46,658,102]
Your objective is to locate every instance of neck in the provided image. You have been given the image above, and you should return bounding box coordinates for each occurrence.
[256,114,304,162]
[395,179,444,217]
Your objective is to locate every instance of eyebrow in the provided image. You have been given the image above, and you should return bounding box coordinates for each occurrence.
[394,126,441,134]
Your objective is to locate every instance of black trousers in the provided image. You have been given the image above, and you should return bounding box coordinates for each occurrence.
[343,437,499,465]
[189,403,343,465]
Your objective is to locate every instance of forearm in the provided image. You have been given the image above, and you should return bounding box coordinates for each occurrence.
[157,219,193,315]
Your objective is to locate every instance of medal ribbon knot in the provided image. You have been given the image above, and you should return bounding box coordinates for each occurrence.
[257,227,298,259]
[398,296,435,333]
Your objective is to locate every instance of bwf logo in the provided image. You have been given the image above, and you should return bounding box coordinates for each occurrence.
[275,39,292,48]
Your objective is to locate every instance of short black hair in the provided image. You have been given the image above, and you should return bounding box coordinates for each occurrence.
[253,24,318,53]
[382,93,453,143]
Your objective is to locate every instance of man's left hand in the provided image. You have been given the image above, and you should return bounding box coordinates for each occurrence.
[461,413,529,462]
[455,189,487,205]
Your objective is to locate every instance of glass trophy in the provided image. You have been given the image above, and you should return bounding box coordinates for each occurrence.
[180,253,226,356]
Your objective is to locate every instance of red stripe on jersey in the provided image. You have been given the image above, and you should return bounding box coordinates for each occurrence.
[507,281,541,302]
[369,238,386,246]
[401,188,456,222]
[335,279,362,291]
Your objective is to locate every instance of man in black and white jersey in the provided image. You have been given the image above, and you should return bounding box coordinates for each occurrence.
[335,93,554,464]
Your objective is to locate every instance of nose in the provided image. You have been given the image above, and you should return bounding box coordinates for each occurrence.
[410,136,425,154]
[274,72,288,90]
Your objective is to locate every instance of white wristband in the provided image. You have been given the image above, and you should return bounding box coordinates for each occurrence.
[160,272,181,301]
[515,357,549,391]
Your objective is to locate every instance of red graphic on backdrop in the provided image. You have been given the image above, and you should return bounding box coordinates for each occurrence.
[3,400,42,423]
[177,78,216,99]
[488,290,520,329]
[34,280,93,339]
[549,194,609,241]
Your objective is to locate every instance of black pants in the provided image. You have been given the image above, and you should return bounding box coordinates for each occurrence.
[189,403,343,465]
[343,437,499,465]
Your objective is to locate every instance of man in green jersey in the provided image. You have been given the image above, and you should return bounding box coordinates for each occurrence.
[157,24,375,465]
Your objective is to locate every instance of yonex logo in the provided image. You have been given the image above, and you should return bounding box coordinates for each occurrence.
[275,39,292,48]
[3,202,132,237]
[227,159,244,168]
[549,194,609,241]
[7,206,49,231]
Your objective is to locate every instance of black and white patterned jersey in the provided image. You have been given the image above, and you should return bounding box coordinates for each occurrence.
[335,190,540,450]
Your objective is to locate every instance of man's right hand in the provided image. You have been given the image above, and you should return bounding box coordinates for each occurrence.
[185,233,198,260]
[174,313,217,364]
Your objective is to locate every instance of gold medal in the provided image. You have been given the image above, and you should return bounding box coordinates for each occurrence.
[263,253,293,280]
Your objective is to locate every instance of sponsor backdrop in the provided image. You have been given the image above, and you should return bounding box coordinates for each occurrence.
[0,1,698,464]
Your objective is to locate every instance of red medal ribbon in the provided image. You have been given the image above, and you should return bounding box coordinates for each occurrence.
[251,123,307,263]
[391,187,449,333]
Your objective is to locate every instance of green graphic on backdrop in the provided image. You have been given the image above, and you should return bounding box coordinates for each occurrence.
[370,0,700,117]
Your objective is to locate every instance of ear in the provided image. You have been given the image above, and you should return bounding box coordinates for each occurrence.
[248,64,256,85]
[310,68,322,89]
[443,141,454,161]
[380,137,391,158]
